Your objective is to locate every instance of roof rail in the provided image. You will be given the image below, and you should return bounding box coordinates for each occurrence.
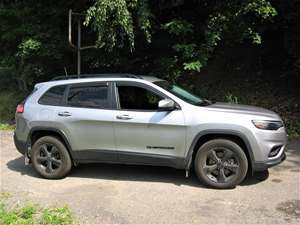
[51,73,142,81]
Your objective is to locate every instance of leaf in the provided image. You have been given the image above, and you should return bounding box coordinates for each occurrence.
[183,61,202,72]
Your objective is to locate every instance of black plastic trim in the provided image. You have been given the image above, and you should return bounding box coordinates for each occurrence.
[118,151,185,168]
[72,149,185,169]
[72,149,117,163]
[13,133,27,155]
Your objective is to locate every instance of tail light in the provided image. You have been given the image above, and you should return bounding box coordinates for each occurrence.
[16,104,24,113]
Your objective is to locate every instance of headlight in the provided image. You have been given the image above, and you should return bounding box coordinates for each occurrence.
[252,120,283,130]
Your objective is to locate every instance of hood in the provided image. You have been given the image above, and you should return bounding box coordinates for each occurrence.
[205,102,281,120]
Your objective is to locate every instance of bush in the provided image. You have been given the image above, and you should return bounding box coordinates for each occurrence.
[0,91,26,123]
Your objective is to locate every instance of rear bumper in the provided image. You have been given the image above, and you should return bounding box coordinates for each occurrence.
[13,132,27,155]
[253,151,286,171]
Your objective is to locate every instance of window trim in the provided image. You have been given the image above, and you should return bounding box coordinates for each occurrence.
[64,81,113,110]
[112,81,181,112]
[38,85,67,106]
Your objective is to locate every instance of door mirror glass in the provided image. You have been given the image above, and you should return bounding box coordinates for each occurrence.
[158,99,176,111]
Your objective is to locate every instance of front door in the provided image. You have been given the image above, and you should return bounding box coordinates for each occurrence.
[113,81,186,166]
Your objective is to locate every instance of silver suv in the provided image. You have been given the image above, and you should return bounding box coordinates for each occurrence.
[14,74,287,188]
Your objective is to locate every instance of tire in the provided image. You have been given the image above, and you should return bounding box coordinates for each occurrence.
[31,136,72,179]
[194,139,248,189]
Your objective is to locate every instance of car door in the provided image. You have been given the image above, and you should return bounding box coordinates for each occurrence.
[112,81,186,166]
[57,81,116,162]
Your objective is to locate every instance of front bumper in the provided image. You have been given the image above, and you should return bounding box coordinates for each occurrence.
[13,132,27,155]
[253,151,286,171]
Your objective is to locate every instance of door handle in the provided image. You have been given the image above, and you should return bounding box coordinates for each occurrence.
[58,112,72,117]
[116,115,133,120]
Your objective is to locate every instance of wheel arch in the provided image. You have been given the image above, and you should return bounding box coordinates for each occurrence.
[28,127,75,164]
[186,130,255,173]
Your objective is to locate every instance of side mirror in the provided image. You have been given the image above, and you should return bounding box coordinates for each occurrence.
[158,99,176,111]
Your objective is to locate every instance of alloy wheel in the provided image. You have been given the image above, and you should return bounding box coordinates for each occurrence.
[203,148,240,183]
[36,143,62,174]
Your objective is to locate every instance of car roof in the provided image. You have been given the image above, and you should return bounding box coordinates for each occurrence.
[36,74,165,87]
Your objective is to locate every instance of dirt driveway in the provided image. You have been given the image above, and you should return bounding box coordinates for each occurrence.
[1,131,300,224]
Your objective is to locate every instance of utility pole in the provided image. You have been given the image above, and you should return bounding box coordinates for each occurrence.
[68,10,96,76]
[77,20,81,76]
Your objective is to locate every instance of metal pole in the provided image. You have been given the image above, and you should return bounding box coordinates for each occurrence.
[68,9,96,76]
[77,19,81,76]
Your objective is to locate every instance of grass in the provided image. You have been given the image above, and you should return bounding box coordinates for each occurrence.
[0,123,15,130]
[0,202,78,225]
[0,192,12,200]
[0,192,78,225]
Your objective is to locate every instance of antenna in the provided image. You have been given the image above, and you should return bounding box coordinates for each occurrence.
[64,67,68,78]
[68,9,96,76]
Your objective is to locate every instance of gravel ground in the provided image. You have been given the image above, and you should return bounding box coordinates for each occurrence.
[1,131,300,224]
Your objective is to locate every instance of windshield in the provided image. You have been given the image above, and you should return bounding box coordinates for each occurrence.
[154,81,208,106]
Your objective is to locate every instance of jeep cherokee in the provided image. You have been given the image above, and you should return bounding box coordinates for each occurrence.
[14,74,287,188]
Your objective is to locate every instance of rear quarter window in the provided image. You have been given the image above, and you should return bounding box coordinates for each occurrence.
[38,85,66,106]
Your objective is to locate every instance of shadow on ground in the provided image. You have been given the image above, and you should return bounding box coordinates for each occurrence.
[7,156,270,188]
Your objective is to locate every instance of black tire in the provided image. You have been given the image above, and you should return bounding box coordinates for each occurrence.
[31,136,72,179]
[194,139,248,189]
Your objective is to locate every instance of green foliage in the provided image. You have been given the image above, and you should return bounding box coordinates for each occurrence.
[0,90,25,123]
[243,0,277,19]
[156,0,278,75]
[85,0,135,50]
[17,39,41,58]
[0,124,15,130]
[225,93,239,104]
[0,202,77,225]
[85,0,151,51]
[173,44,197,59]
[0,203,36,225]
[0,1,69,91]
[40,207,73,225]
[162,19,193,35]
[137,0,152,43]
[284,119,300,140]
[183,61,202,72]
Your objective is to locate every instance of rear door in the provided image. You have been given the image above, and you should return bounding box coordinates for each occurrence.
[56,82,116,162]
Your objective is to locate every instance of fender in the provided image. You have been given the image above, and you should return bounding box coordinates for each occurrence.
[184,129,255,171]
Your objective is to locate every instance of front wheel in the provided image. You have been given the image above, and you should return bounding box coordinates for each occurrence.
[194,139,248,189]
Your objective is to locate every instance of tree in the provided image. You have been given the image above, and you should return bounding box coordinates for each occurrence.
[84,0,277,78]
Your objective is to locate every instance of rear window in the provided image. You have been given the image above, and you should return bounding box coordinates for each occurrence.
[67,85,109,108]
[39,85,66,106]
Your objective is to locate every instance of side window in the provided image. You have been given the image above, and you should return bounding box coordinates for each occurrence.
[117,85,163,110]
[67,85,109,108]
[39,85,66,106]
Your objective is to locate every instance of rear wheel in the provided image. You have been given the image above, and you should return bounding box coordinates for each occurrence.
[31,136,72,179]
[194,139,248,189]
